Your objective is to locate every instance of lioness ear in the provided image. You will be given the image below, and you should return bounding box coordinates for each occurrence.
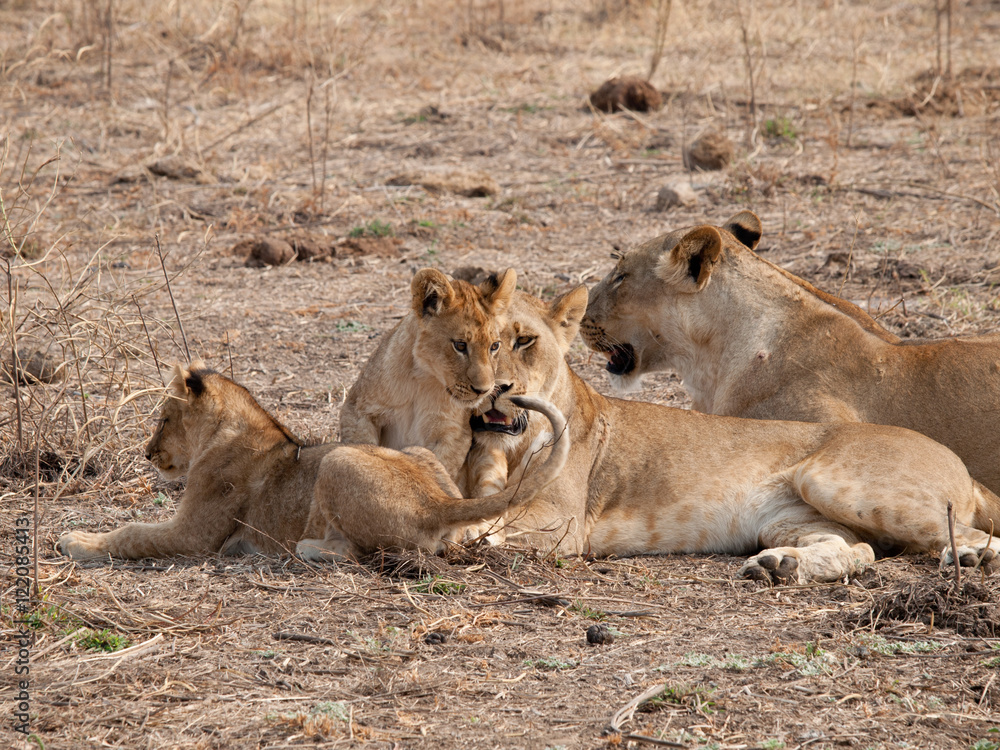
[722,210,762,250]
[479,267,517,314]
[411,268,455,317]
[658,226,723,290]
[548,285,589,349]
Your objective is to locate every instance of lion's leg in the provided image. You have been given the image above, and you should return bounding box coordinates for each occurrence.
[58,511,229,561]
[740,503,876,585]
[459,443,510,545]
[296,526,356,563]
[790,447,1000,573]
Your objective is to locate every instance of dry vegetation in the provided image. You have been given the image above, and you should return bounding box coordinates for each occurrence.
[2,0,1000,747]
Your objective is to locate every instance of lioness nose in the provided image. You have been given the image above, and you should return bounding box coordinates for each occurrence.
[471,385,489,395]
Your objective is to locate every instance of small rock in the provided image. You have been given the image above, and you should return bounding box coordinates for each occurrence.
[450,266,493,286]
[590,76,663,113]
[238,238,296,267]
[654,182,698,210]
[683,131,735,172]
[147,155,213,184]
[586,623,615,646]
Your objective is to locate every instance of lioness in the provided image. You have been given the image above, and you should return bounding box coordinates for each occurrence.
[581,211,1000,495]
[479,288,1000,584]
[57,362,568,561]
[340,268,516,480]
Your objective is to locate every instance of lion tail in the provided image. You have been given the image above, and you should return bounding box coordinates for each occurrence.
[972,480,1000,535]
[441,395,569,524]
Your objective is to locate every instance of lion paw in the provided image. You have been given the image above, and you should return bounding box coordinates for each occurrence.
[461,520,507,547]
[57,531,107,561]
[739,551,800,585]
[296,538,346,564]
[940,544,1000,574]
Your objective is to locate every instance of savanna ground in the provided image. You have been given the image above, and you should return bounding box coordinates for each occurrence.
[2,0,1000,747]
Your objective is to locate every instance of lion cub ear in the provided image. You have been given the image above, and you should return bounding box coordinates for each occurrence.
[722,210,762,250]
[548,285,589,349]
[411,268,455,317]
[657,226,723,291]
[479,267,517,315]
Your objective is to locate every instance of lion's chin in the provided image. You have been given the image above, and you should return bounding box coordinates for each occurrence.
[607,370,646,395]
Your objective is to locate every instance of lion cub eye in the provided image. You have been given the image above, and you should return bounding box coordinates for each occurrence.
[452,341,467,353]
[514,335,535,350]
[489,341,500,353]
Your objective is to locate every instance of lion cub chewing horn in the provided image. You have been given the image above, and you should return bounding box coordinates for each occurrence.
[582,210,1000,495]
[57,362,568,562]
[339,267,517,482]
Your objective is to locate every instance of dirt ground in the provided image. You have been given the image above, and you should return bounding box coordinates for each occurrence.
[3,0,1000,748]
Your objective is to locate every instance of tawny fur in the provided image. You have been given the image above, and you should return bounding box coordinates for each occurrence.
[57,363,568,562]
[491,288,1000,584]
[581,210,1000,496]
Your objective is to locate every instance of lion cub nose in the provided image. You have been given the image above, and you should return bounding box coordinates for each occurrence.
[471,385,490,396]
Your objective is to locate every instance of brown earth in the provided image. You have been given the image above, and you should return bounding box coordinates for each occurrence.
[2,1,1000,748]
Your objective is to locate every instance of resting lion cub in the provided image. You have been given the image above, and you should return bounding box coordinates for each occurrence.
[582,211,1000,495]
[340,267,516,481]
[57,362,568,561]
[478,288,1000,584]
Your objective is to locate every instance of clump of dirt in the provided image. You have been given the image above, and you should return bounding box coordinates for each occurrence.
[868,66,1000,117]
[589,76,663,113]
[684,130,734,171]
[854,578,1000,637]
[386,169,499,197]
[0,450,100,483]
[234,237,295,267]
[339,236,404,258]
[1,347,66,384]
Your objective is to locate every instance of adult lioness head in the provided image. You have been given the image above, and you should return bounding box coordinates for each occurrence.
[411,268,517,405]
[580,211,763,391]
[471,286,589,445]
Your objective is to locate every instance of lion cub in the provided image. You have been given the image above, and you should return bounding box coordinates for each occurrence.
[339,267,516,481]
[57,363,568,561]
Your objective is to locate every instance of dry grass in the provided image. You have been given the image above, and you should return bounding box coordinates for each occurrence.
[3,0,1000,747]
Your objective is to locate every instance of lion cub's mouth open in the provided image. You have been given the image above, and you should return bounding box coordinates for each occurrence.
[604,344,636,376]
[470,408,529,436]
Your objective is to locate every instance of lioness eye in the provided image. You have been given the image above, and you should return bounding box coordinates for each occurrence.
[489,341,500,353]
[614,273,626,284]
[453,341,467,353]
[514,335,535,349]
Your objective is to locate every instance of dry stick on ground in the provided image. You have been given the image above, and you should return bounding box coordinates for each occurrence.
[946,499,961,593]
[607,682,685,748]
[306,73,317,198]
[5,259,23,450]
[647,0,672,80]
[154,235,190,361]
[33,377,70,599]
[132,294,161,374]
[735,0,758,145]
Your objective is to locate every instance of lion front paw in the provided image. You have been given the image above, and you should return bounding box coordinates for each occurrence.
[57,531,108,560]
[739,550,801,585]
